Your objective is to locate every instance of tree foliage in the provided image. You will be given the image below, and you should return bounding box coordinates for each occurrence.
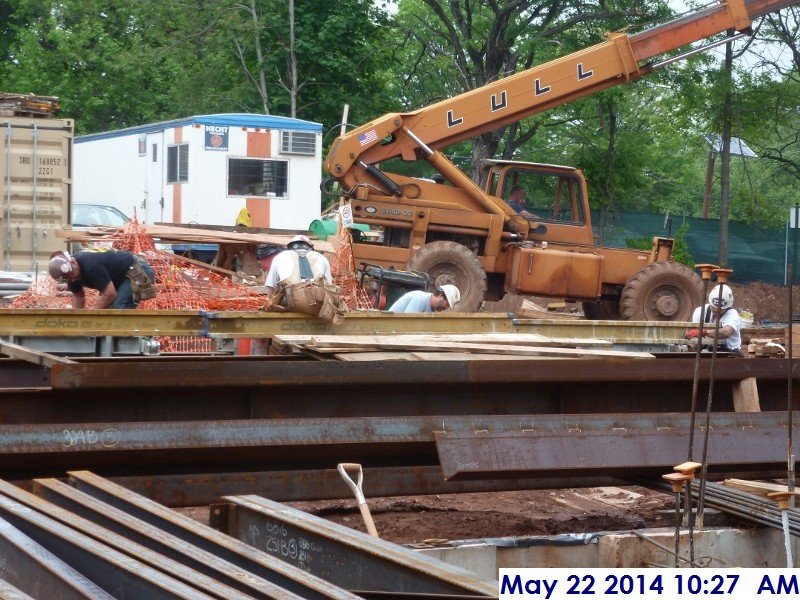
[0,0,796,236]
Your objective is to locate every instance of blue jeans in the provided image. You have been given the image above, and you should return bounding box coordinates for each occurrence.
[112,260,155,309]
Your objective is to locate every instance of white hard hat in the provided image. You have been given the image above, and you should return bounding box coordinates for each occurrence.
[288,234,313,250]
[708,284,733,309]
[439,284,461,308]
[48,252,73,281]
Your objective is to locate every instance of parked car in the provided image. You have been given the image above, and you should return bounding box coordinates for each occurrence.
[70,203,130,253]
[72,203,129,228]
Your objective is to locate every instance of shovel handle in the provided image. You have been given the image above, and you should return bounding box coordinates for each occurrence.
[337,463,365,503]
[337,463,379,537]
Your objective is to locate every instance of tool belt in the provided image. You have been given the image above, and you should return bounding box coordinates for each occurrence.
[270,278,348,324]
[127,259,157,303]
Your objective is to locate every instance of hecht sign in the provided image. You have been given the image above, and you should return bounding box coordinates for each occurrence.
[204,125,229,151]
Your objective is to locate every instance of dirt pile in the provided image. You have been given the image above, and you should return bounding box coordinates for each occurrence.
[289,486,672,544]
[730,281,796,324]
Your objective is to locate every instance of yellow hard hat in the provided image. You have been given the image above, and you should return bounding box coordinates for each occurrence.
[236,208,252,227]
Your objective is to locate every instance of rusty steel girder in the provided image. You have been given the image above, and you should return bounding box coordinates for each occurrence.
[435,412,795,479]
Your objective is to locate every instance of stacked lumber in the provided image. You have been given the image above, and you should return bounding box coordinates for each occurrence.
[57,223,334,253]
[273,333,654,361]
[517,298,583,320]
[0,93,60,117]
[746,338,786,358]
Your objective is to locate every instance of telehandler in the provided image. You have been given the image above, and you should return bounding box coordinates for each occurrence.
[324,0,796,317]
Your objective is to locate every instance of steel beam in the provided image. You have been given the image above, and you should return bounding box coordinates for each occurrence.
[0,309,208,337]
[50,355,799,389]
[0,413,791,482]
[0,478,274,600]
[27,478,309,599]
[0,578,35,600]
[0,489,217,599]
[216,495,495,596]
[0,358,50,388]
[62,471,359,599]
[0,514,113,599]
[0,307,696,341]
[435,412,795,479]
[108,466,619,506]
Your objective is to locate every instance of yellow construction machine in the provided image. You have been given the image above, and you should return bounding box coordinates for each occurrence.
[324,0,797,317]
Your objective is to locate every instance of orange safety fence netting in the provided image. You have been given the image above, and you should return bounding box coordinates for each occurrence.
[329,226,372,311]
[10,220,374,351]
[11,220,266,352]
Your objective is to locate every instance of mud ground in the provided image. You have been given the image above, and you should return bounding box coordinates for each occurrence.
[287,486,672,544]
[179,486,673,544]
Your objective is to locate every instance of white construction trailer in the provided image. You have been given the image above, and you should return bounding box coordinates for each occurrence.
[73,113,323,230]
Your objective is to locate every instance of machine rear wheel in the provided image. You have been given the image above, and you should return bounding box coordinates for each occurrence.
[406,241,487,312]
[620,262,702,321]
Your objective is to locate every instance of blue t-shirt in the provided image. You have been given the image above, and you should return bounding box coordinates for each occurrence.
[387,290,433,313]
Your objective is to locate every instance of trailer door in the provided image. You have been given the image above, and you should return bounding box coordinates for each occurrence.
[145,131,163,224]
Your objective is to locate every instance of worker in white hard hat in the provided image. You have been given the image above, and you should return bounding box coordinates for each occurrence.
[683,284,742,353]
[387,284,461,313]
[262,234,347,323]
[264,235,332,299]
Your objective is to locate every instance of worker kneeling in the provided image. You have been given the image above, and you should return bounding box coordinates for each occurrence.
[683,284,742,355]
[48,249,157,309]
[264,235,347,324]
[388,284,461,313]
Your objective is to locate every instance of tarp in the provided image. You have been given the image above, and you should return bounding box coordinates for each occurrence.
[593,211,793,285]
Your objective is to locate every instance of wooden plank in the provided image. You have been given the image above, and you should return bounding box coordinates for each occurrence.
[157,249,259,282]
[409,352,559,361]
[722,478,788,497]
[58,224,334,253]
[307,333,612,348]
[0,341,74,368]
[309,337,654,359]
[732,377,761,412]
[333,352,420,361]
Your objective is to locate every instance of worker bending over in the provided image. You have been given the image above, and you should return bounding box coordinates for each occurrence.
[264,235,345,323]
[683,284,742,354]
[388,284,460,313]
[48,249,156,309]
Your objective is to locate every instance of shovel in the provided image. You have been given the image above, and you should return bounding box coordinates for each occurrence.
[337,463,379,537]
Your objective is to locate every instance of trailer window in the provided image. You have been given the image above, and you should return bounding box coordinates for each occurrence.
[228,158,288,198]
[167,144,188,183]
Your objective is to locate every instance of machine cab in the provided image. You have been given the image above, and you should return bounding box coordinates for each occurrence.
[484,160,595,246]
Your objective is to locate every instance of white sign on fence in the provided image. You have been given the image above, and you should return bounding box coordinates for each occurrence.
[790,205,800,229]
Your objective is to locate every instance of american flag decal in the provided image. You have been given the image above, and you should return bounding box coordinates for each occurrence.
[358,129,378,146]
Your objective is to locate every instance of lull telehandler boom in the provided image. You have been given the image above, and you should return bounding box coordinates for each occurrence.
[324,0,797,316]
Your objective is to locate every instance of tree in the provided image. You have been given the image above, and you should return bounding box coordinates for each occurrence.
[393,0,671,181]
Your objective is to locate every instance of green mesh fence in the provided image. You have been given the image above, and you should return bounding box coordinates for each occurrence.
[592,211,794,285]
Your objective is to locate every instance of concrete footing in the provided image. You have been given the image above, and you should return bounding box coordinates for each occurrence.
[420,527,800,580]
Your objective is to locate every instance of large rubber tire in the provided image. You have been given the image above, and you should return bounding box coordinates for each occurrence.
[620,262,703,321]
[582,299,621,320]
[406,241,487,312]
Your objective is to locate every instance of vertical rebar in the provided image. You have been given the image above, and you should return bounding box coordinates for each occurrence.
[673,489,682,567]
[686,264,716,565]
[782,510,793,568]
[697,274,730,524]
[788,261,796,504]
